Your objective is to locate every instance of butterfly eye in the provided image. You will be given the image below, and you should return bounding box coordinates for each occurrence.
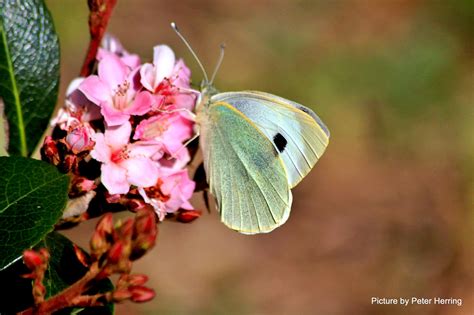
[273,133,287,153]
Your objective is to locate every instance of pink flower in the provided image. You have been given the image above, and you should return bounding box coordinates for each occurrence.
[139,168,195,220]
[99,34,141,69]
[140,45,176,93]
[91,121,162,194]
[133,112,194,155]
[79,54,152,126]
[140,46,197,111]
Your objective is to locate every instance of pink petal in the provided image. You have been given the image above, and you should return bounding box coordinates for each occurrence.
[79,76,109,105]
[122,156,159,188]
[153,45,175,83]
[126,91,153,116]
[140,63,156,92]
[129,141,163,160]
[122,55,141,69]
[101,163,129,194]
[100,101,130,126]
[104,121,132,149]
[98,54,128,90]
[90,133,111,163]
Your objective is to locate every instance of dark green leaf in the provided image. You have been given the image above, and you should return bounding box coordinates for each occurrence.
[0,233,114,315]
[0,156,69,270]
[0,0,60,156]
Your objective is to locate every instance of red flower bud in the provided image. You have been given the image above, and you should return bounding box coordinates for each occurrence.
[62,154,78,173]
[90,230,109,259]
[129,286,155,303]
[69,176,96,198]
[41,136,60,166]
[112,288,132,302]
[96,213,114,236]
[127,274,149,286]
[73,244,90,267]
[107,241,125,265]
[23,250,44,270]
[177,209,202,223]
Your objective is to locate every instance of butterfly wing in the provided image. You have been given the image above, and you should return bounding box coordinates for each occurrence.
[211,91,330,188]
[198,101,292,234]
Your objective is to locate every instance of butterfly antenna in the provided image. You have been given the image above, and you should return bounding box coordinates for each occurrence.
[171,22,209,84]
[209,43,225,85]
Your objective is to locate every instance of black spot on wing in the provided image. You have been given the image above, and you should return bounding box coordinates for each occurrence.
[273,133,287,153]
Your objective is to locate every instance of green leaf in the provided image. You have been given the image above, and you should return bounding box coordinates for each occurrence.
[0,233,114,315]
[0,0,60,156]
[0,156,69,270]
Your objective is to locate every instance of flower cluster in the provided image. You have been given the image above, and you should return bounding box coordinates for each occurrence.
[43,36,198,221]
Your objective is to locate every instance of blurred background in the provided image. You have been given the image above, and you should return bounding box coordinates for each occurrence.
[47,0,473,314]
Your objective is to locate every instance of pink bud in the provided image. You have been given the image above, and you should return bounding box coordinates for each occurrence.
[65,125,95,154]
[129,286,155,303]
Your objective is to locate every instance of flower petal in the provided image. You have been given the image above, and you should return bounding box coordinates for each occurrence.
[90,133,111,163]
[122,156,159,188]
[153,45,175,84]
[104,121,132,149]
[79,76,109,105]
[100,101,130,126]
[101,163,129,194]
[140,63,156,92]
[98,54,128,90]
[126,91,153,116]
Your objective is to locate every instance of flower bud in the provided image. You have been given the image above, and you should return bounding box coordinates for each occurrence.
[62,154,78,173]
[23,250,44,270]
[69,176,96,198]
[73,244,90,267]
[90,230,108,260]
[65,125,95,154]
[127,274,149,286]
[129,286,155,303]
[177,209,202,223]
[112,288,132,302]
[96,213,114,236]
[41,136,60,166]
[107,241,124,265]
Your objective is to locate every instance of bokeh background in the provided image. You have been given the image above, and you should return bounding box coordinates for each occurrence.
[47,0,473,314]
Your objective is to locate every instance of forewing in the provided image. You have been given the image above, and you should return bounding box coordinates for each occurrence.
[199,101,292,234]
[212,91,330,187]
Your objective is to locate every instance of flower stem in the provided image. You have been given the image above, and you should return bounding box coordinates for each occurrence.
[80,0,118,77]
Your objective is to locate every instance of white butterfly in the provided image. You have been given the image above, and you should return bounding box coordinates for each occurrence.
[172,23,330,234]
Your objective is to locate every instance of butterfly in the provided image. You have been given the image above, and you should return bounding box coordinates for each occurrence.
[172,23,330,234]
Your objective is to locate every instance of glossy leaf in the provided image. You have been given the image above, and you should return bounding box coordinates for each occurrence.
[0,0,60,156]
[0,156,69,270]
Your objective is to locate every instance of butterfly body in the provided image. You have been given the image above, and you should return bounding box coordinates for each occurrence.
[195,86,329,234]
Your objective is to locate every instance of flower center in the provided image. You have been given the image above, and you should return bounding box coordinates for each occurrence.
[112,81,131,110]
[110,147,129,163]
